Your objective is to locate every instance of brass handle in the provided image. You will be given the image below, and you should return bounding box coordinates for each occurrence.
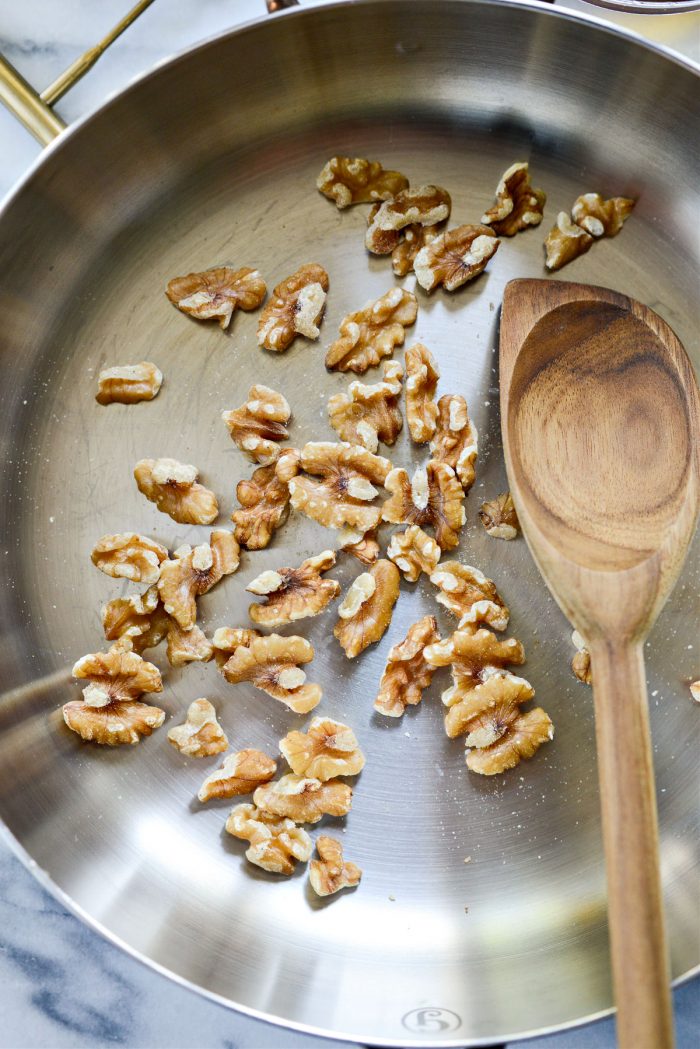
[0,0,155,145]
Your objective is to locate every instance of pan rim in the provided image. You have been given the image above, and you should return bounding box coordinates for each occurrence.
[0,1,698,1045]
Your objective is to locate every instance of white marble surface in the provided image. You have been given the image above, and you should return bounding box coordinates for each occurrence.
[0,2,698,1047]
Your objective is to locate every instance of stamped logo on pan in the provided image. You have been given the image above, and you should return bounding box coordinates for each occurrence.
[401,1007,462,1033]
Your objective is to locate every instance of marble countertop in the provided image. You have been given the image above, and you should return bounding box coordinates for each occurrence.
[0,2,698,1047]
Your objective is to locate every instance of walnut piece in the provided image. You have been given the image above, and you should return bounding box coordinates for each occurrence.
[226,803,312,874]
[414,225,499,292]
[247,550,340,626]
[253,774,352,824]
[198,749,277,803]
[382,461,465,551]
[289,442,390,533]
[386,525,440,583]
[544,212,594,271]
[316,156,408,208]
[334,559,399,658]
[328,360,403,451]
[102,588,213,667]
[481,162,546,236]
[167,698,228,757]
[158,530,240,630]
[134,458,218,525]
[309,836,362,896]
[430,395,478,491]
[222,384,291,464]
[405,343,440,444]
[96,361,162,405]
[231,447,300,550]
[392,223,444,277]
[374,615,440,717]
[64,644,164,745]
[279,717,365,780]
[479,492,519,540]
[257,264,329,351]
[166,266,266,329]
[91,533,168,586]
[365,203,402,255]
[571,629,593,685]
[690,681,700,704]
[466,708,553,775]
[325,288,417,374]
[430,562,509,631]
[212,626,260,666]
[165,621,214,667]
[570,192,635,239]
[220,633,321,713]
[339,526,381,565]
[365,185,451,255]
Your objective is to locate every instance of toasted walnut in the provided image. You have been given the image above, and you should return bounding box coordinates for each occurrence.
[289,442,390,533]
[316,156,408,209]
[386,525,440,583]
[392,223,444,277]
[96,361,162,405]
[479,492,519,540]
[405,343,440,444]
[134,458,218,525]
[198,749,277,803]
[279,717,365,780]
[166,266,266,329]
[158,530,240,629]
[339,526,381,565]
[220,633,321,713]
[325,288,418,374]
[690,681,700,704]
[430,562,509,631]
[309,836,362,896]
[256,264,329,351]
[212,626,260,666]
[91,533,168,586]
[222,384,291,464]
[571,630,593,685]
[63,644,164,745]
[570,192,635,239]
[467,707,553,775]
[430,395,478,491]
[226,803,312,874]
[247,550,340,626]
[166,622,214,667]
[382,461,465,551]
[334,559,399,659]
[366,185,451,244]
[544,212,594,271]
[425,627,525,681]
[167,698,227,757]
[414,225,499,292]
[253,774,352,824]
[481,162,546,236]
[232,447,300,550]
[365,203,402,255]
[375,615,440,717]
[102,588,212,666]
[328,361,403,451]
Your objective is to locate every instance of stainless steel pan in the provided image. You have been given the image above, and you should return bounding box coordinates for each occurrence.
[0,2,697,1045]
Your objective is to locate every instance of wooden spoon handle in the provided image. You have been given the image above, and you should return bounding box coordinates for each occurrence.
[590,639,674,1049]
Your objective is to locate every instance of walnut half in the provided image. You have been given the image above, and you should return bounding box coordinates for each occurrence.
[253,774,352,824]
[279,717,365,780]
[158,529,240,629]
[96,361,162,405]
[365,185,451,254]
[405,343,439,444]
[222,384,291,464]
[257,264,329,351]
[289,442,390,534]
[570,192,635,239]
[328,360,403,451]
[198,749,277,803]
[544,212,594,271]
[430,562,509,631]
[167,698,228,757]
[481,162,546,236]
[226,803,312,875]
[316,156,409,209]
[382,461,465,551]
[334,559,400,658]
[232,447,300,550]
[430,394,478,491]
[479,492,519,540]
[309,836,362,896]
[414,225,499,292]
[64,644,164,746]
[166,266,266,329]
[91,533,168,586]
[386,525,440,583]
[134,458,218,525]
[325,288,417,374]
[374,615,440,718]
[571,630,593,685]
[247,550,340,626]
[220,633,322,713]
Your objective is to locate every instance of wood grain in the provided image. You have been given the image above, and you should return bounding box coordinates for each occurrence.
[500,278,700,1049]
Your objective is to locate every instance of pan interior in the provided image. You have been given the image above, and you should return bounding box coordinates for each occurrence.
[0,2,697,1045]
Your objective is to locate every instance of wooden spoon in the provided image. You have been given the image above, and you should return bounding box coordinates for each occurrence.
[499,279,699,1049]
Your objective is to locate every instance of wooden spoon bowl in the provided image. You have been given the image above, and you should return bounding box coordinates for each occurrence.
[500,279,699,1049]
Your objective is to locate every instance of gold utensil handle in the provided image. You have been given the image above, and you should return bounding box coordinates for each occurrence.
[0,0,155,145]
